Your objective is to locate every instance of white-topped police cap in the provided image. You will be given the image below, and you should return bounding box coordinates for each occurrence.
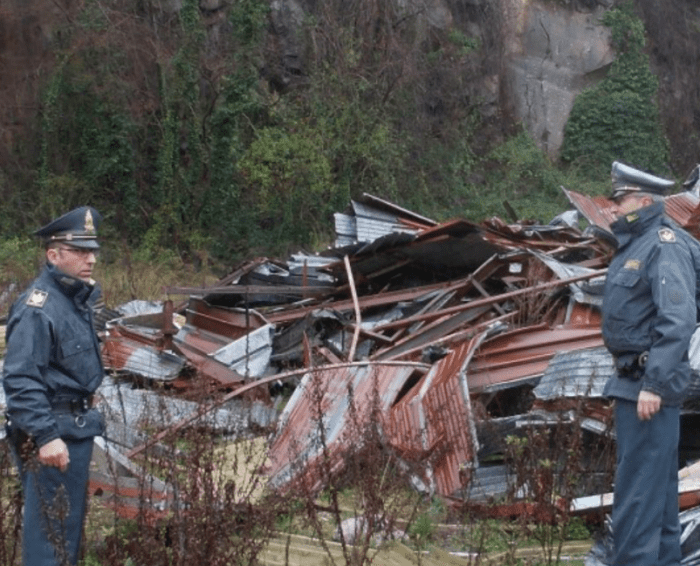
[34,206,102,249]
[610,161,675,200]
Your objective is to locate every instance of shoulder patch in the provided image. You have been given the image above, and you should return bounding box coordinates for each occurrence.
[26,289,48,308]
[658,227,676,243]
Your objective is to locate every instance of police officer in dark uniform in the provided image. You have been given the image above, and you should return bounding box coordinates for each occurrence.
[3,207,106,565]
[601,162,700,566]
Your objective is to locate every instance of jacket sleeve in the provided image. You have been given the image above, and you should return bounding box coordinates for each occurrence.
[2,306,60,447]
[643,239,697,401]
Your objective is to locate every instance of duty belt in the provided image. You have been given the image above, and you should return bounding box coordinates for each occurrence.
[51,394,94,414]
[613,351,648,380]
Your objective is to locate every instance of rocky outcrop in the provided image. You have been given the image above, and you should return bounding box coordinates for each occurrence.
[269,0,616,158]
[503,0,615,157]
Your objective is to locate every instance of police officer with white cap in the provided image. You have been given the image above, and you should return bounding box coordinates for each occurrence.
[3,206,106,565]
[601,162,700,566]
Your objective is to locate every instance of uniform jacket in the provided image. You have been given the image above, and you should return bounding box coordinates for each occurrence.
[602,202,700,406]
[2,262,105,447]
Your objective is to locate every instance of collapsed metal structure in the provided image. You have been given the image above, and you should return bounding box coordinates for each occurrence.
[5,177,700,559]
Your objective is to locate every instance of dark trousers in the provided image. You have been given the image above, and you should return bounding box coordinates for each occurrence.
[612,399,681,566]
[13,437,94,566]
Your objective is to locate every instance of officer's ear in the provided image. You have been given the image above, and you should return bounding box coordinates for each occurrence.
[46,246,59,264]
[640,194,654,208]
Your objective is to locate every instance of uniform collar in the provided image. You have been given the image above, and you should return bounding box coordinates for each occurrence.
[609,202,665,250]
[610,201,664,237]
[45,262,94,303]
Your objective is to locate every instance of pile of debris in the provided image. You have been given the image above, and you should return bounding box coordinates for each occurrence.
[97,175,700,501]
[4,174,700,560]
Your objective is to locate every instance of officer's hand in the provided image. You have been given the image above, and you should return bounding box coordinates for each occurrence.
[637,390,662,421]
[38,438,70,472]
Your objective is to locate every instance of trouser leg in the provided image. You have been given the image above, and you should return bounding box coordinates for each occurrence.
[611,400,680,566]
[658,410,681,566]
[17,437,94,566]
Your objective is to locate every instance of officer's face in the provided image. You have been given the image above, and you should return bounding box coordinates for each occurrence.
[46,245,98,282]
[610,193,653,217]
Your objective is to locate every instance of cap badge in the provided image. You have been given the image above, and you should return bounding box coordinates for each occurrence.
[26,289,48,308]
[84,210,95,234]
[658,227,676,242]
[625,212,639,223]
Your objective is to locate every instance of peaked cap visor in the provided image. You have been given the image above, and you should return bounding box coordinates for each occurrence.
[34,206,102,249]
[610,161,675,200]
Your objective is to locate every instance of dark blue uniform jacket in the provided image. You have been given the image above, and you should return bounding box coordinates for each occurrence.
[601,202,700,406]
[2,263,105,447]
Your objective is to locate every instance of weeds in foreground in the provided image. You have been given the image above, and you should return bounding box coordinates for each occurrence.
[0,442,22,565]
[0,353,611,566]
[283,367,427,565]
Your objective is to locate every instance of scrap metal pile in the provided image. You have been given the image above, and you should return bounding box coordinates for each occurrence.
[95,178,700,520]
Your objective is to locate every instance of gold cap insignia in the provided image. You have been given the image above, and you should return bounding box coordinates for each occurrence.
[625,212,639,223]
[658,228,676,243]
[26,289,48,308]
[624,259,641,270]
[84,210,95,233]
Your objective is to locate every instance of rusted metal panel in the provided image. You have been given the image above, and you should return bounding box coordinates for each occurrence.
[388,340,482,497]
[266,363,421,492]
[563,187,700,237]
[562,188,617,233]
[665,192,700,237]
[467,324,604,394]
[184,297,269,338]
[102,321,185,381]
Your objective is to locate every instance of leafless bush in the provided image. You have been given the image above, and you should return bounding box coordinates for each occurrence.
[0,440,22,566]
[285,366,426,565]
[89,390,286,566]
[502,402,615,565]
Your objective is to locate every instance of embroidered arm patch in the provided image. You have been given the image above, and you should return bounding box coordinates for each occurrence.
[26,289,48,308]
[658,227,676,242]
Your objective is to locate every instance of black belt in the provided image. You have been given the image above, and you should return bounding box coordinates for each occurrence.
[613,351,648,380]
[51,394,94,414]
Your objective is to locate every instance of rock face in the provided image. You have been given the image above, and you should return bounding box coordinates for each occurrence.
[503,0,615,157]
[0,0,618,160]
[270,0,616,158]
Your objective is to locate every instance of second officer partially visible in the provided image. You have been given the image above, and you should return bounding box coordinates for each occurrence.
[601,162,700,566]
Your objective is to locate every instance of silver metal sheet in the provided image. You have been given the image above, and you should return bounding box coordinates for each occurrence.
[533,346,612,400]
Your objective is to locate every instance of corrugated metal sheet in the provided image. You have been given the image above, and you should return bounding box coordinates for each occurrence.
[665,192,700,237]
[266,363,421,492]
[102,327,185,381]
[388,337,486,497]
[467,323,604,393]
[532,347,613,400]
[353,200,419,243]
[208,323,274,379]
[356,193,437,227]
[333,194,432,247]
[563,187,700,238]
[334,212,358,247]
[562,188,617,233]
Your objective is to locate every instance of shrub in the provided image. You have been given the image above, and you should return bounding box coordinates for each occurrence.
[560,1,670,176]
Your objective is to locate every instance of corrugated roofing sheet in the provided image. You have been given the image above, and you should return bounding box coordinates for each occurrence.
[467,323,604,394]
[532,346,613,400]
[266,362,422,491]
[563,187,700,238]
[388,337,486,497]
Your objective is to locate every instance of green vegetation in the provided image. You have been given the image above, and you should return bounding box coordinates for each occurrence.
[0,0,621,274]
[560,1,670,177]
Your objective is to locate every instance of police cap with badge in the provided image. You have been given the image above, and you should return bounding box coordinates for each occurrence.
[611,162,679,243]
[610,161,675,200]
[34,206,102,250]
